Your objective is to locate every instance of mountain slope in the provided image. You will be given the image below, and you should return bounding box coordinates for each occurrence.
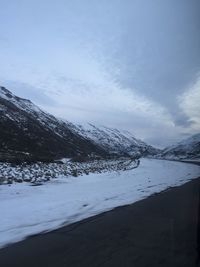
[65,122,159,157]
[0,86,159,162]
[0,86,106,162]
[159,134,200,160]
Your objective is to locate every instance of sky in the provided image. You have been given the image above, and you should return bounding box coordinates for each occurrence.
[0,0,200,147]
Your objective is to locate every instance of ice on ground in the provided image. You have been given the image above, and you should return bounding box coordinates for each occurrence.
[0,158,199,248]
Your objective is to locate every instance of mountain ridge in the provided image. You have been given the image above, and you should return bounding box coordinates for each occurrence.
[157,133,200,160]
[65,122,159,157]
[0,86,107,162]
[0,86,159,162]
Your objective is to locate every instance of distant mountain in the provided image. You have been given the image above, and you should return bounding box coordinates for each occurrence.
[65,123,160,157]
[0,86,159,162]
[158,134,200,160]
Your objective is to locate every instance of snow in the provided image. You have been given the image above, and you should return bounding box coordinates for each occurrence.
[0,159,139,184]
[180,159,200,163]
[57,158,72,164]
[158,133,200,160]
[0,158,199,248]
[66,122,156,156]
[0,86,63,136]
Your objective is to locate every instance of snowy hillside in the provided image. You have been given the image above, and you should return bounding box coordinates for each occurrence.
[0,86,159,162]
[66,122,159,157]
[158,133,200,160]
[0,86,107,162]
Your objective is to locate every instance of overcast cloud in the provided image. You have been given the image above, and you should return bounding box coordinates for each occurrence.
[0,0,200,147]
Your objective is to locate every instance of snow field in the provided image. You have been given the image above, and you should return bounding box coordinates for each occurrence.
[0,158,199,248]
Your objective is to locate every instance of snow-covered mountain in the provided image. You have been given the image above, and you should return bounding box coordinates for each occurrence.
[0,86,106,162]
[0,86,159,162]
[158,134,200,160]
[65,122,159,157]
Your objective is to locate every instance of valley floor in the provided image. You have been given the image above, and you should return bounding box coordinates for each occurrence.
[0,158,199,249]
